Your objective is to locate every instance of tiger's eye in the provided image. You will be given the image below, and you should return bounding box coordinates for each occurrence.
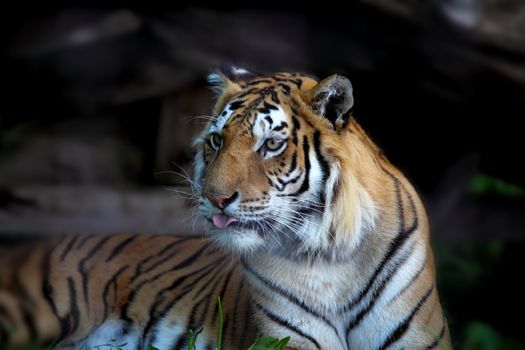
[265,138,283,151]
[210,133,223,150]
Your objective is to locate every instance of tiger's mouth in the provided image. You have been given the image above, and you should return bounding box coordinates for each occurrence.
[206,214,261,232]
[211,213,238,228]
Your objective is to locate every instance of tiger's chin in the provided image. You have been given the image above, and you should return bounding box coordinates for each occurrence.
[204,221,266,254]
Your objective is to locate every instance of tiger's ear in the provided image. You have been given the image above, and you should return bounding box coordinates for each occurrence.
[305,74,354,131]
[207,64,256,115]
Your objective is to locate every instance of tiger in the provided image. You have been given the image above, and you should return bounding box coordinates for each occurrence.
[0,65,451,350]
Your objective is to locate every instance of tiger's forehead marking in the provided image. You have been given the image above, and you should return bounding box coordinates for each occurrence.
[208,73,314,136]
[211,99,290,142]
[253,105,289,149]
[210,104,235,133]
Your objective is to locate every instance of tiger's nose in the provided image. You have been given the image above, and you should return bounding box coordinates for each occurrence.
[205,191,239,209]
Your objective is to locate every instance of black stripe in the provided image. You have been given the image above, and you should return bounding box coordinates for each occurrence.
[102,265,129,320]
[276,171,303,192]
[313,130,330,206]
[231,279,245,347]
[165,266,226,350]
[76,235,96,250]
[122,243,211,322]
[130,237,193,283]
[291,116,300,145]
[211,267,235,323]
[253,301,321,350]
[340,171,418,314]
[424,318,446,350]
[41,243,68,341]
[141,257,226,344]
[229,100,245,110]
[238,88,258,98]
[286,151,298,176]
[313,131,330,183]
[192,269,226,326]
[377,286,434,350]
[277,82,291,95]
[79,236,111,307]
[193,260,229,301]
[271,91,280,104]
[67,277,80,335]
[59,236,79,262]
[289,136,310,196]
[20,303,37,341]
[258,101,279,114]
[106,236,138,262]
[395,176,405,231]
[171,266,229,350]
[242,295,252,348]
[273,121,289,132]
[244,262,340,337]
[346,243,416,333]
[380,165,419,233]
[388,261,426,306]
[278,78,303,89]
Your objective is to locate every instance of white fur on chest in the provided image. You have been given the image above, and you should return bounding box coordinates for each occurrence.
[246,240,427,349]
[248,253,367,313]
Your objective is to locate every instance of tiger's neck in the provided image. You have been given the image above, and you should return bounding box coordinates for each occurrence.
[240,138,440,347]
[242,118,431,297]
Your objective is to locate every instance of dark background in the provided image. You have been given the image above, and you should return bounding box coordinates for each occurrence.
[1,2,524,349]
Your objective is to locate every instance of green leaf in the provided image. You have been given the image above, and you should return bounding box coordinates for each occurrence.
[246,335,291,350]
[469,172,525,196]
[216,296,223,350]
[187,327,203,350]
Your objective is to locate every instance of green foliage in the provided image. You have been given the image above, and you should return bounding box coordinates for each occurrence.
[216,296,223,350]
[434,241,504,295]
[469,172,525,196]
[462,322,524,350]
[434,243,525,350]
[182,296,289,350]
[246,336,290,350]
[186,328,203,350]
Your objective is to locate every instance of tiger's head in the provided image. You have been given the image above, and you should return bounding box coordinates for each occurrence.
[193,65,379,259]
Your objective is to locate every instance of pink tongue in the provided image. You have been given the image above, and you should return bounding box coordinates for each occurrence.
[212,214,238,228]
